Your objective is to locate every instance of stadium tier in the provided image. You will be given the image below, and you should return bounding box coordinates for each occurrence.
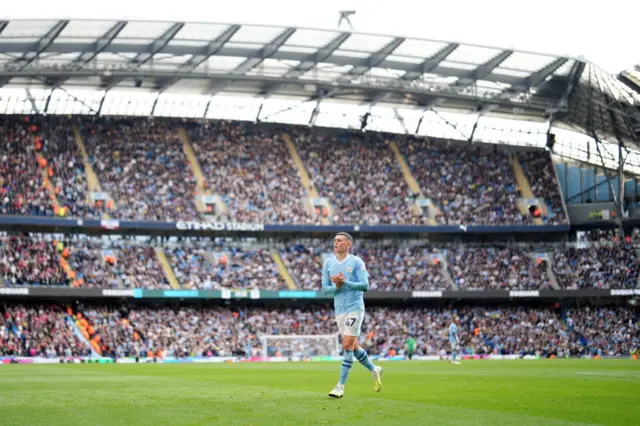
[0,115,573,226]
[1,235,637,290]
[1,303,637,358]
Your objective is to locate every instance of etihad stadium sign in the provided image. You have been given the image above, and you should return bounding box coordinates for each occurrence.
[176,221,265,231]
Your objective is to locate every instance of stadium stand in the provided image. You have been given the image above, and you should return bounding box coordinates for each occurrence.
[293,130,423,225]
[3,303,637,358]
[397,138,531,226]
[187,122,319,224]
[446,246,553,290]
[552,244,639,289]
[0,235,68,287]
[519,152,568,224]
[1,304,91,357]
[81,118,200,222]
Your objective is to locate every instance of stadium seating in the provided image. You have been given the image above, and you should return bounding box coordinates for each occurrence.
[519,152,568,224]
[293,130,422,225]
[397,139,531,225]
[81,118,200,222]
[552,245,639,289]
[1,304,91,357]
[188,122,318,224]
[0,235,637,291]
[446,247,553,290]
[3,303,636,358]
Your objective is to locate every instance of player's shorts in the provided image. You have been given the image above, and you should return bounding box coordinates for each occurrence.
[336,310,364,337]
[450,341,459,352]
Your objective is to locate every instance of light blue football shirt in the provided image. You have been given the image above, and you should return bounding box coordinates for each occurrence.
[449,323,459,343]
[321,254,369,315]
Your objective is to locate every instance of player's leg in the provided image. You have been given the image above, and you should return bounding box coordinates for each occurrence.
[350,312,382,392]
[450,341,460,364]
[329,312,354,398]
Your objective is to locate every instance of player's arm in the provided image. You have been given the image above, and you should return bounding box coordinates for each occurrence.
[344,259,369,291]
[321,260,337,295]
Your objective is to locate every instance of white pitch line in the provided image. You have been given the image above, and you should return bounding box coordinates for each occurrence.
[576,372,640,377]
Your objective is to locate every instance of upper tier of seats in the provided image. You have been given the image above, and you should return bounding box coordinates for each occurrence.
[0,116,569,226]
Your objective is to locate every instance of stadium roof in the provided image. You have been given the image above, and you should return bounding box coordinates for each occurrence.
[0,19,638,151]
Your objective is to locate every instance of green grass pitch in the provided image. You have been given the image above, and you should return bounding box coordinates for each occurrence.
[1,360,639,425]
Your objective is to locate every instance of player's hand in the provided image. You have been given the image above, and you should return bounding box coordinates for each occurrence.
[330,272,345,288]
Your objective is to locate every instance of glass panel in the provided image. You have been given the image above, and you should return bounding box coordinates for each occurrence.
[499,52,557,71]
[392,39,448,58]
[596,174,610,201]
[284,29,340,48]
[115,22,173,40]
[3,21,58,37]
[339,34,394,53]
[582,169,596,202]
[555,163,567,198]
[385,55,424,64]
[173,23,229,41]
[446,45,502,65]
[566,167,581,203]
[228,26,284,44]
[58,21,118,38]
[194,56,247,73]
[624,180,637,198]
[439,61,477,70]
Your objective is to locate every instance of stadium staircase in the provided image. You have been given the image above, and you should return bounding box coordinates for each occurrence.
[177,128,229,216]
[65,313,100,357]
[271,251,297,290]
[508,154,544,225]
[153,247,181,289]
[283,134,332,225]
[388,141,439,226]
[72,126,115,218]
[525,253,561,290]
[439,253,458,289]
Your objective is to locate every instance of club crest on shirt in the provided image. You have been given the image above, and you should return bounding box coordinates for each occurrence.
[347,267,353,273]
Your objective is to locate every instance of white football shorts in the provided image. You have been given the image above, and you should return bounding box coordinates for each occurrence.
[450,340,460,352]
[336,310,364,337]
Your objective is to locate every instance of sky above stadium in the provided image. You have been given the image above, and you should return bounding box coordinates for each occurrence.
[1,0,637,75]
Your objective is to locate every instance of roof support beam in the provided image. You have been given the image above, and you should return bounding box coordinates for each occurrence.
[522,58,568,89]
[341,37,405,79]
[402,43,459,81]
[457,50,513,86]
[133,22,184,65]
[0,21,8,35]
[25,89,40,114]
[101,23,184,90]
[369,43,458,106]
[155,25,241,93]
[18,20,69,71]
[75,21,127,63]
[262,32,350,96]
[204,27,296,95]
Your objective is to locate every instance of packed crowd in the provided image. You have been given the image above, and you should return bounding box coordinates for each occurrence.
[0,118,52,216]
[398,139,531,226]
[519,152,568,224]
[0,235,67,286]
[446,247,553,290]
[1,304,91,357]
[280,242,450,291]
[82,118,200,222]
[0,116,581,227]
[294,130,422,225]
[565,306,639,357]
[0,235,638,291]
[4,303,636,358]
[188,122,318,224]
[552,245,639,289]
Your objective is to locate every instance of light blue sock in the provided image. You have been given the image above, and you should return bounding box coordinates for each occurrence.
[339,350,354,385]
[452,351,457,361]
[354,347,375,372]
